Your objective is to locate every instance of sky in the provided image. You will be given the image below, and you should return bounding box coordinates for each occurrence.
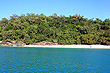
[0,0,110,20]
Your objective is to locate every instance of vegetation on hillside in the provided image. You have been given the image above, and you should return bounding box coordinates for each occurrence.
[0,13,110,45]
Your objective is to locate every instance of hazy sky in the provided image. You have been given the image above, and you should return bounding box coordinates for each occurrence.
[0,0,110,20]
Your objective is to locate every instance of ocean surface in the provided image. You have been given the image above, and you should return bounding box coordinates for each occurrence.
[0,47,110,73]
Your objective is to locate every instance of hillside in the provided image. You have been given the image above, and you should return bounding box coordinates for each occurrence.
[0,13,110,45]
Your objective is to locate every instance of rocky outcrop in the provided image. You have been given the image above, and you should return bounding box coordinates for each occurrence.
[0,42,11,46]
[10,41,16,43]
[0,41,58,46]
[36,41,58,45]
[0,41,26,47]
[10,43,26,47]
[29,43,37,45]
[10,41,26,47]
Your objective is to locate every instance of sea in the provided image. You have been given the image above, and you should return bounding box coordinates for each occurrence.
[0,47,110,73]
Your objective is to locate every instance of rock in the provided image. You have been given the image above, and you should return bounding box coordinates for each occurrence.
[10,41,16,43]
[29,43,37,45]
[0,42,11,46]
[10,43,26,47]
[36,41,58,45]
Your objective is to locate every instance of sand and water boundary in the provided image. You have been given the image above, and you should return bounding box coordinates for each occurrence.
[24,45,110,49]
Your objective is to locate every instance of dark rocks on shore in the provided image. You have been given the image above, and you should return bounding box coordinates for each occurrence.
[10,41,16,43]
[36,41,58,45]
[9,41,26,47]
[10,43,26,47]
[29,41,58,46]
[29,43,37,45]
[0,41,58,47]
[0,41,26,47]
[0,42,11,46]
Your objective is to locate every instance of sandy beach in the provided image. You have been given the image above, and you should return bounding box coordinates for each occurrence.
[24,45,110,49]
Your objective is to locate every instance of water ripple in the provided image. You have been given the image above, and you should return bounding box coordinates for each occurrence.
[0,47,110,72]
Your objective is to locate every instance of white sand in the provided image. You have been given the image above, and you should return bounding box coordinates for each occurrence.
[24,45,110,49]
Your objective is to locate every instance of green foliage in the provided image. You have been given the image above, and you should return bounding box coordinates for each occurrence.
[80,34,96,44]
[76,36,81,44]
[52,39,58,43]
[17,41,23,43]
[0,13,109,45]
[6,39,11,42]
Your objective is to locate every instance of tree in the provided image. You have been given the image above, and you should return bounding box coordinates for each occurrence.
[0,13,109,45]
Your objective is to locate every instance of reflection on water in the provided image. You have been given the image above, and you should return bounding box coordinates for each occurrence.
[0,47,110,72]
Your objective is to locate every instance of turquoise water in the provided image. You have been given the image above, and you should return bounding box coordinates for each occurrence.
[0,47,110,73]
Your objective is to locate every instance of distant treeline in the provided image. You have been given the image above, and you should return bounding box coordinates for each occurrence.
[0,13,110,45]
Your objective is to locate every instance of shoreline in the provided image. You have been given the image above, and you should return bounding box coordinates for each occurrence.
[23,45,110,49]
[0,41,109,49]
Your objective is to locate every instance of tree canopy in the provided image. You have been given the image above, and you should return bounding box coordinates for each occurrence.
[0,13,110,45]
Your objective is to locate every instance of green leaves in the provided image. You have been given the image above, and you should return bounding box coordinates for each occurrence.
[0,13,109,45]
[80,34,96,44]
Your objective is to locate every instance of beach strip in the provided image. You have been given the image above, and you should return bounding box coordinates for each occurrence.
[24,45,110,49]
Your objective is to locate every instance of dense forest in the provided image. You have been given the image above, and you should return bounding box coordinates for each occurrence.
[0,13,110,45]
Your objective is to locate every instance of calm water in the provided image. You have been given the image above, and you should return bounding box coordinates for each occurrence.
[0,47,110,73]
